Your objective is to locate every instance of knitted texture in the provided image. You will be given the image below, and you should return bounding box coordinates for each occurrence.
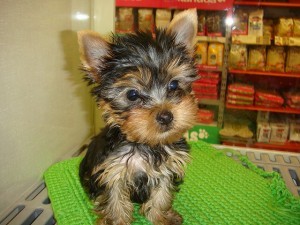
[44,141,300,225]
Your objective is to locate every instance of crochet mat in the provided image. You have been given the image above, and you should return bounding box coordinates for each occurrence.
[44,141,300,225]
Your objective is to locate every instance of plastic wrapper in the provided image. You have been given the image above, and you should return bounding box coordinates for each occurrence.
[275,18,293,37]
[266,46,286,72]
[138,9,154,32]
[115,8,134,33]
[232,9,248,35]
[248,46,266,71]
[197,11,206,36]
[286,47,300,72]
[198,109,214,124]
[229,45,247,70]
[206,11,224,36]
[228,83,255,96]
[248,9,263,36]
[284,89,300,108]
[207,43,224,67]
[263,19,274,37]
[195,42,208,65]
[293,18,300,37]
[255,89,284,107]
[155,9,171,29]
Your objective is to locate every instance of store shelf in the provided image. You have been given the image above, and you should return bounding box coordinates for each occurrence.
[234,1,300,8]
[196,36,226,43]
[226,103,300,114]
[229,69,300,78]
[197,64,222,72]
[198,99,221,106]
[232,35,271,45]
[223,141,300,153]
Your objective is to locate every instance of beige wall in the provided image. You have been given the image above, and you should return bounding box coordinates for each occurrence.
[0,0,114,212]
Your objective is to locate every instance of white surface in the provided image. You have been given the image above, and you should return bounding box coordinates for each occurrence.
[0,0,114,213]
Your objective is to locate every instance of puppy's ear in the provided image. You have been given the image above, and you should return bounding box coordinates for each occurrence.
[167,9,198,54]
[77,31,110,84]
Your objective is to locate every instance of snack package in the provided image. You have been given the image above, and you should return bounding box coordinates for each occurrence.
[228,83,255,96]
[232,8,248,35]
[284,89,300,108]
[255,89,284,107]
[138,9,154,32]
[256,122,271,143]
[263,19,274,37]
[286,47,300,72]
[227,92,254,102]
[195,42,208,65]
[266,46,286,72]
[115,8,134,33]
[207,43,224,67]
[248,9,263,36]
[155,9,171,29]
[197,11,206,36]
[270,122,289,143]
[248,46,266,71]
[275,18,293,37]
[220,121,253,138]
[293,18,300,37]
[229,45,247,70]
[290,122,300,142]
[198,109,214,124]
[206,11,225,36]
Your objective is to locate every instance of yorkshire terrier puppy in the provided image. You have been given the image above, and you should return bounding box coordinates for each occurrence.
[78,9,198,225]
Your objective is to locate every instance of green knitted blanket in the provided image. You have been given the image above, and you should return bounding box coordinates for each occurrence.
[44,141,300,225]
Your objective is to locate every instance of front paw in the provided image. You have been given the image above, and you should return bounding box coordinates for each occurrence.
[165,210,183,225]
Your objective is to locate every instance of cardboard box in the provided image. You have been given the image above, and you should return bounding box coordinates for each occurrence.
[270,122,289,143]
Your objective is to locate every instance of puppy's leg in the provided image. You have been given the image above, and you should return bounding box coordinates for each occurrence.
[140,178,182,225]
[97,182,134,225]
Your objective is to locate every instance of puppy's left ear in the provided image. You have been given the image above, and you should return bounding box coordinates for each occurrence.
[167,9,198,54]
[78,31,110,84]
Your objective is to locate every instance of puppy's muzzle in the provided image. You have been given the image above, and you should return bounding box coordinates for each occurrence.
[156,110,173,126]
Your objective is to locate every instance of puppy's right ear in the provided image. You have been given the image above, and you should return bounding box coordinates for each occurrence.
[77,31,110,84]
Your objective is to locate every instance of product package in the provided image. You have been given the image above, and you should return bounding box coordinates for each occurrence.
[206,11,225,36]
[193,72,220,100]
[115,8,135,33]
[155,9,171,29]
[207,43,224,67]
[229,45,247,70]
[138,9,154,32]
[266,46,286,72]
[195,42,208,65]
[197,11,206,36]
[256,122,271,143]
[263,19,274,37]
[270,122,289,143]
[255,89,284,108]
[257,111,270,122]
[248,9,263,36]
[286,47,300,72]
[248,46,266,71]
[227,83,254,106]
[198,109,214,124]
[284,89,300,109]
[228,83,255,96]
[232,8,248,35]
[275,18,293,37]
[293,18,300,37]
[289,121,300,142]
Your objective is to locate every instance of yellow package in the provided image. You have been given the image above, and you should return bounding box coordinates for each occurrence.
[155,9,171,29]
[275,18,293,37]
[207,43,224,67]
[138,9,154,32]
[266,46,286,72]
[286,47,300,72]
[248,46,266,71]
[195,42,208,65]
[229,45,247,70]
[263,19,273,37]
[293,18,300,37]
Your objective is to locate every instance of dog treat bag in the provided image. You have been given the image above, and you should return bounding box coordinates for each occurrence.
[138,9,154,32]
[266,46,286,72]
[155,9,171,29]
[232,9,248,35]
[195,42,208,65]
[197,11,206,36]
[116,8,134,33]
[248,9,263,36]
[293,18,300,37]
[286,47,300,72]
[229,45,247,70]
[275,18,293,37]
[263,19,274,37]
[206,11,224,36]
[248,46,266,71]
[208,43,224,67]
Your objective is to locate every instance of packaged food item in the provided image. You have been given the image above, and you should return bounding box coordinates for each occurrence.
[197,11,206,36]
[256,122,271,143]
[227,99,253,106]
[283,89,300,108]
[248,46,266,71]
[228,83,255,96]
[115,8,134,33]
[228,45,247,70]
[155,9,171,29]
[263,19,274,37]
[232,8,248,35]
[293,18,300,37]
[220,121,253,138]
[275,18,293,37]
[195,42,208,65]
[257,111,270,122]
[138,9,154,32]
[266,46,286,72]
[198,109,214,124]
[227,92,254,102]
[286,47,300,72]
[206,11,225,36]
[207,43,224,67]
[289,121,300,142]
[270,122,289,143]
[248,9,263,36]
[255,89,284,107]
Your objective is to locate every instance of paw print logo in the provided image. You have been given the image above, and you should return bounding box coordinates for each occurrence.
[198,129,209,139]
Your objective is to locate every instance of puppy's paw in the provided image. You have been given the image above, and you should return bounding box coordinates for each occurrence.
[166,210,183,225]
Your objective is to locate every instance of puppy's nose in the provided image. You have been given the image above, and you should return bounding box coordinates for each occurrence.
[156,110,173,125]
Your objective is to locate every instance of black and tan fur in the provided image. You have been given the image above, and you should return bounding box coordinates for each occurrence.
[78,9,198,225]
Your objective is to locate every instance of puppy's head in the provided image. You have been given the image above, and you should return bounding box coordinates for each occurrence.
[78,9,198,146]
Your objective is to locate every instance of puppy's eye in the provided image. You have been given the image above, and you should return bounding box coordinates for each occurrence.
[127,89,140,101]
[168,80,179,91]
